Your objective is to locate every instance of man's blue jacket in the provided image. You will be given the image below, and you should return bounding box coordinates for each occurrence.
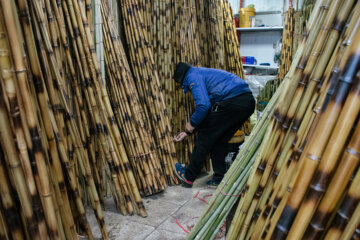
[182,67,251,127]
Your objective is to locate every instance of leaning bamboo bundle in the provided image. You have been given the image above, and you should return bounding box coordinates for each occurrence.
[0,1,63,238]
[223,0,244,79]
[31,0,115,235]
[60,0,147,217]
[226,0,356,237]
[278,6,295,81]
[188,0,360,238]
[2,0,108,238]
[119,0,180,185]
[303,85,360,239]
[274,27,360,240]
[101,0,167,196]
[207,0,225,70]
[224,1,359,239]
[227,0,347,237]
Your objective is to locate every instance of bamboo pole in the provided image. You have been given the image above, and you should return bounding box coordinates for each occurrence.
[340,202,360,240]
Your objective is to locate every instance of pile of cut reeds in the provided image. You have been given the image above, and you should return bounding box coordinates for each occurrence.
[188,0,360,239]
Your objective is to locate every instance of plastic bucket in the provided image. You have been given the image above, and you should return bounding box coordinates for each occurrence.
[239,8,255,28]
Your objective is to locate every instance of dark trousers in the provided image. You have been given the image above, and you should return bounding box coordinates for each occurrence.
[185,92,255,182]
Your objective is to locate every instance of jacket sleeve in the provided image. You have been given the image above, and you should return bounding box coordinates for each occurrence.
[189,78,211,127]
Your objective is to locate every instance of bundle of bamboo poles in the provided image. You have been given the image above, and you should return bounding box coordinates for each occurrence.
[0,0,162,238]
[119,0,181,185]
[223,0,245,79]
[278,6,295,81]
[0,0,96,238]
[188,0,360,238]
[46,0,146,218]
[101,0,167,196]
[293,0,316,56]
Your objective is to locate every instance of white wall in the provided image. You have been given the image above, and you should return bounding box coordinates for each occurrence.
[240,31,282,66]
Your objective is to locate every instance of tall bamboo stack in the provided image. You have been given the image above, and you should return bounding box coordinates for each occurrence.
[188,0,360,239]
[278,6,295,81]
[223,0,245,79]
[0,0,160,238]
[0,0,247,238]
[119,0,183,185]
[101,0,166,196]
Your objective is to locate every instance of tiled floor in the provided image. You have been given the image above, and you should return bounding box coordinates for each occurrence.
[86,173,226,240]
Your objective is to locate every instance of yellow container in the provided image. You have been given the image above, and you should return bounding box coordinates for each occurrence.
[239,8,255,28]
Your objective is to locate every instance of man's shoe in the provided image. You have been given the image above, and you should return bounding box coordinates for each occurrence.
[206,179,221,188]
[174,163,193,188]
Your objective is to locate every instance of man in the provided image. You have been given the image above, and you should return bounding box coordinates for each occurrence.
[173,62,255,188]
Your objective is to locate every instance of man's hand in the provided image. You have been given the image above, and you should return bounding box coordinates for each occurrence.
[185,122,195,134]
[173,132,188,142]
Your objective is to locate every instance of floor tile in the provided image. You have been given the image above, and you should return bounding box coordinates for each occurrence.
[157,206,203,235]
[108,221,155,240]
[144,229,186,240]
[124,198,182,227]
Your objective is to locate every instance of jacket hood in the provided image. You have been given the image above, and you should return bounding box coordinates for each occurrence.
[173,62,192,85]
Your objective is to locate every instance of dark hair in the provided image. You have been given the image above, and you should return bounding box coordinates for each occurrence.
[173,62,192,85]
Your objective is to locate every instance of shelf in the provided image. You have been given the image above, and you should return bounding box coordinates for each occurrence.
[236,26,283,32]
[255,11,282,15]
[243,64,278,70]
